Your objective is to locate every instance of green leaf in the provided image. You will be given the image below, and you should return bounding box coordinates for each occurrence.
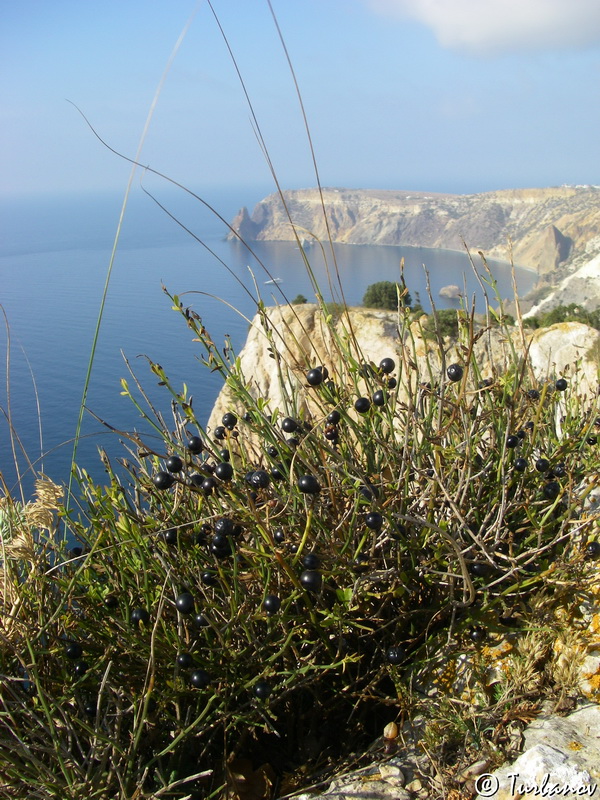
[335,587,353,606]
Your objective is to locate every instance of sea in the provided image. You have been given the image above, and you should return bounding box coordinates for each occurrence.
[0,185,537,499]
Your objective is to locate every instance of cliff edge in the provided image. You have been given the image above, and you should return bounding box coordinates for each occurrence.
[208,304,600,441]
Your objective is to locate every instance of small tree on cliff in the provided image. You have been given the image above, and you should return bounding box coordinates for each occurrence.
[362,280,412,310]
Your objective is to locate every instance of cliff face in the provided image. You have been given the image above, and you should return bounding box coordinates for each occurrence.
[207,304,600,443]
[229,186,600,277]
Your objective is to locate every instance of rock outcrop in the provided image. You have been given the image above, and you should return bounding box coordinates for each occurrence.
[229,186,600,277]
[438,284,461,299]
[476,704,600,800]
[294,704,600,800]
[207,304,600,440]
[526,252,600,317]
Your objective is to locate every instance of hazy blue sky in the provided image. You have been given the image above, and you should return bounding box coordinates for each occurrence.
[2,0,600,199]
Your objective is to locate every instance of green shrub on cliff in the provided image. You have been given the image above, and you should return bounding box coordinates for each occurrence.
[524,302,600,330]
[362,280,412,310]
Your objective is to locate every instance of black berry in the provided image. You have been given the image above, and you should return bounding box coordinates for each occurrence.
[263,595,281,614]
[298,474,321,494]
[250,470,270,489]
[469,626,487,643]
[222,412,238,429]
[214,462,234,481]
[447,364,463,382]
[354,397,371,413]
[166,455,183,473]
[365,512,383,530]
[585,541,600,559]
[300,570,322,591]
[175,593,195,614]
[254,681,272,699]
[379,357,395,374]
[372,390,386,407]
[543,481,560,500]
[271,464,285,481]
[190,669,210,688]
[306,367,326,386]
[186,435,203,454]
[177,652,194,668]
[386,646,405,664]
[201,571,217,586]
[301,553,320,569]
[201,477,217,494]
[74,661,89,677]
[153,472,175,490]
[65,643,83,660]
[163,527,178,545]
[215,518,235,536]
[131,608,150,626]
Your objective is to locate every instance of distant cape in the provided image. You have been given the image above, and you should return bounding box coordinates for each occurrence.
[229,185,600,277]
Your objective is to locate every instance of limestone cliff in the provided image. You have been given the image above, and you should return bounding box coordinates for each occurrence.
[526,252,600,316]
[207,304,600,442]
[229,186,600,277]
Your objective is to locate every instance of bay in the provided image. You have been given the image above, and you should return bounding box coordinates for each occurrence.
[0,187,536,497]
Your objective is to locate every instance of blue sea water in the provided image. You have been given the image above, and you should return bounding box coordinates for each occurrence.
[0,186,536,498]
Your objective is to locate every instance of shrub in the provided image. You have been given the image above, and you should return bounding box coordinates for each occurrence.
[422,307,460,339]
[2,285,599,797]
[362,280,412,310]
[524,303,600,330]
[291,293,308,304]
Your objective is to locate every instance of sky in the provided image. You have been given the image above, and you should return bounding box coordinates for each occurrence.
[1,0,600,200]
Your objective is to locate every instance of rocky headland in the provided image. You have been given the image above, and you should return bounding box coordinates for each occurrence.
[229,185,600,311]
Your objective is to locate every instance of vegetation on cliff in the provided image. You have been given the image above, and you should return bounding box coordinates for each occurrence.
[1,268,599,797]
[523,302,600,331]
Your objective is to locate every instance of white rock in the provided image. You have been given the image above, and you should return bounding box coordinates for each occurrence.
[439,284,461,299]
[527,322,600,398]
[476,705,600,800]
[378,763,405,784]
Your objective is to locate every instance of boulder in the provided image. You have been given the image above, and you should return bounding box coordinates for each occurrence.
[528,321,600,399]
[439,284,461,299]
